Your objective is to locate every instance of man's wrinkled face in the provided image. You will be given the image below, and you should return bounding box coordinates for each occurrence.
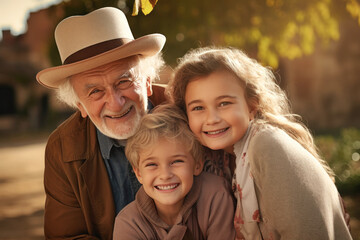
[71,56,153,140]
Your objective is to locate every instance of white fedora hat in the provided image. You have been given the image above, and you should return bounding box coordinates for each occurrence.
[36,7,166,89]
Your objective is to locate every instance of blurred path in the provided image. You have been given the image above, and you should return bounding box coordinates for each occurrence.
[0,142,46,239]
[0,138,358,239]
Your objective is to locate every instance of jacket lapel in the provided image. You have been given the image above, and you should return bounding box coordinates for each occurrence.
[79,116,115,224]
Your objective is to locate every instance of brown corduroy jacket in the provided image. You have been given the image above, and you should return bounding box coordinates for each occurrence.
[43,85,167,240]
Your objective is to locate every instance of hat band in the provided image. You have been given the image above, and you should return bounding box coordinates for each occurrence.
[63,38,133,64]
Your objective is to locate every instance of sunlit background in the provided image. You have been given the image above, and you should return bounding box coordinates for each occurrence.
[0,0,62,37]
[0,0,359,239]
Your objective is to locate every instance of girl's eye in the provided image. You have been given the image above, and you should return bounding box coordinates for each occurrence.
[191,106,203,111]
[219,101,231,107]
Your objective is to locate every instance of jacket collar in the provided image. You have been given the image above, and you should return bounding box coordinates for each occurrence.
[56,111,95,163]
[97,129,118,160]
[52,110,116,227]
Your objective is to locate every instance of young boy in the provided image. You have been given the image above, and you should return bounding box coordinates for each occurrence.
[113,104,235,240]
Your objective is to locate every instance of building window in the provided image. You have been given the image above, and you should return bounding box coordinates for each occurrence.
[0,84,16,115]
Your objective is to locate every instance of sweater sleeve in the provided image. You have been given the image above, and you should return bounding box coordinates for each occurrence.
[113,203,152,240]
[248,128,352,240]
[196,173,236,240]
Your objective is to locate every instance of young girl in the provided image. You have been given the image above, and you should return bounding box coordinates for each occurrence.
[167,47,352,239]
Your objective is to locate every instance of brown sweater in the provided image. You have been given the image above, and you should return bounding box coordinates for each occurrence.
[113,172,236,240]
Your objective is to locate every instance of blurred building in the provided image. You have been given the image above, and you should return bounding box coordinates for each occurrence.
[0,6,66,132]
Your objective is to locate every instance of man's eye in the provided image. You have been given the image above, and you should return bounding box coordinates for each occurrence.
[117,79,134,89]
[89,89,100,96]
[119,79,131,84]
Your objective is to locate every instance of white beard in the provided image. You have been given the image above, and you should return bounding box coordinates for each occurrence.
[83,101,146,140]
[98,107,142,140]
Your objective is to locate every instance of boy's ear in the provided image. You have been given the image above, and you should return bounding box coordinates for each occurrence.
[133,167,143,184]
[193,160,204,176]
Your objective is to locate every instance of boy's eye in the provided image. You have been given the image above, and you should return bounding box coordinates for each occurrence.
[144,162,157,167]
[172,159,184,165]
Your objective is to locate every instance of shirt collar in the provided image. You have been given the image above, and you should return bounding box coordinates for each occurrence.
[97,129,117,160]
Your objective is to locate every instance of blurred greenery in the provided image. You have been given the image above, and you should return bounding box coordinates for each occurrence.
[316,128,360,196]
[48,0,360,68]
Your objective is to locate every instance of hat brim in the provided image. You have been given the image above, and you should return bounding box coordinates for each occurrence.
[36,33,166,89]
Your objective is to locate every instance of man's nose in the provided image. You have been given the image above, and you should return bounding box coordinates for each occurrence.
[105,88,125,109]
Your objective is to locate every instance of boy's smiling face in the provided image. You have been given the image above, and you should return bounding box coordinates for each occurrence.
[134,137,202,219]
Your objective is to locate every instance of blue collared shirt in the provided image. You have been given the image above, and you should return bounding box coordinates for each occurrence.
[97,129,141,214]
[97,101,153,214]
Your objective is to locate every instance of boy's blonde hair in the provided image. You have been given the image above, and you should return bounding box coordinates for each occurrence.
[167,46,335,181]
[125,104,204,169]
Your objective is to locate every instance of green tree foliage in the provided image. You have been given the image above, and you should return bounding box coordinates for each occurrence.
[52,0,360,67]
[316,128,360,195]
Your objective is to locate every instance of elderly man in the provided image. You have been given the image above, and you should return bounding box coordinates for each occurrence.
[36,7,166,239]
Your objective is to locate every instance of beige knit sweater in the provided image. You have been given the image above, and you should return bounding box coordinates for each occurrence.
[242,124,352,239]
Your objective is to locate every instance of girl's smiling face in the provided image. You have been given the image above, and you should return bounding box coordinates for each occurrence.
[185,70,256,153]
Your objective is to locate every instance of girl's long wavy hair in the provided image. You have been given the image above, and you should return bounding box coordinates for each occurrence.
[167,46,335,181]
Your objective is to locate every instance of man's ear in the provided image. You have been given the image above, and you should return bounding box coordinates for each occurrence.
[146,77,153,97]
[133,167,143,184]
[77,102,88,118]
[193,160,204,176]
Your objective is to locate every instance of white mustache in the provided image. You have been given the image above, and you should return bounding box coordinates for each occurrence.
[101,104,136,118]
